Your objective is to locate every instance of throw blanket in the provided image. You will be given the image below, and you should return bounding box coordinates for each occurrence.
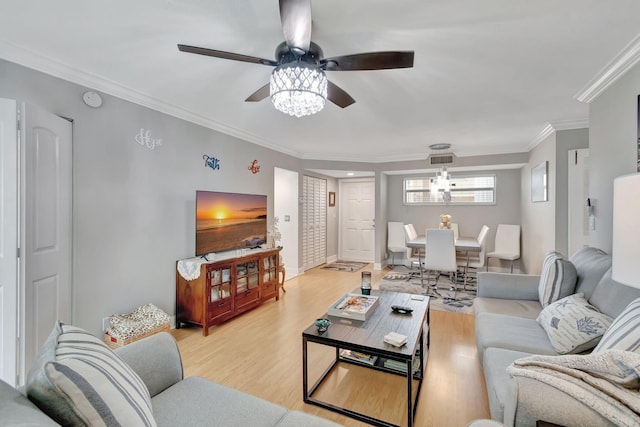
[507,350,640,427]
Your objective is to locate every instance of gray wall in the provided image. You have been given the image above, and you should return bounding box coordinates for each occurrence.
[5,51,636,336]
[0,59,302,336]
[384,169,522,270]
[520,128,589,274]
[555,128,589,256]
[521,133,556,274]
[588,65,640,253]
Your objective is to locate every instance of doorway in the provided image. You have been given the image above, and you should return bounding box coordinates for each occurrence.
[339,179,375,262]
[0,99,72,386]
[567,148,590,257]
[274,168,299,277]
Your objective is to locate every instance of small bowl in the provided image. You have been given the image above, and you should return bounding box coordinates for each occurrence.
[315,318,331,333]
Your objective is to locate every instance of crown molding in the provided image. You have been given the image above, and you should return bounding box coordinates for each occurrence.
[527,118,589,151]
[0,39,303,159]
[550,118,590,131]
[0,38,595,163]
[528,123,555,151]
[575,33,640,103]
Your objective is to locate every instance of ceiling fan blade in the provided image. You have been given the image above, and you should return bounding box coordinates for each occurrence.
[245,83,271,102]
[279,0,312,53]
[327,81,355,108]
[323,51,414,71]
[178,44,277,66]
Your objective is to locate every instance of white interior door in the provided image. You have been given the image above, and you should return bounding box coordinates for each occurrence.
[0,99,19,385]
[568,148,590,257]
[274,168,299,277]
[22,103,73,382]
[0,100,72,385]
[339,179,375,262]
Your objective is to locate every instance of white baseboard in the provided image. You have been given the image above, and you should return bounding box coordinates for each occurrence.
[326,254,338,264]
[285,270,299,280]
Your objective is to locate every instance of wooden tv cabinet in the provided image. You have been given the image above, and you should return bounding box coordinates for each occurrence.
[175,249,280,336]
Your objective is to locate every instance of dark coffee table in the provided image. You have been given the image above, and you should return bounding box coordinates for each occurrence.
[302,290,430,427]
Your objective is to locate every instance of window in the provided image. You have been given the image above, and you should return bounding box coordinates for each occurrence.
[404,174,496,205]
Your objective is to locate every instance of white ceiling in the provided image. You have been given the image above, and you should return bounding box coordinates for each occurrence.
[2,1,640,163]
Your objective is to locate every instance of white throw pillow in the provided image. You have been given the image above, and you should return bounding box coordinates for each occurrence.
[537,293,613,354]
[27,322,157,427]
[538,251,578,307]
[593,297,640,353]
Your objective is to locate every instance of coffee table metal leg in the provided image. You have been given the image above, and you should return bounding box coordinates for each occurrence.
[303,336,309,401]
[406,360,413,427]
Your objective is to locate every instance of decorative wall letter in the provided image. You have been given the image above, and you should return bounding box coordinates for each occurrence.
[203,155,221,172]
[135,128,162,150]
[248,159,261,174]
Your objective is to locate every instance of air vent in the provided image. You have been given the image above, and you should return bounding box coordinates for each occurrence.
[428,153,455,165]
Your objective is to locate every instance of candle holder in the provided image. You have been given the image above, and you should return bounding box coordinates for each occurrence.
[315,318,331,333]
[361,271,372,295]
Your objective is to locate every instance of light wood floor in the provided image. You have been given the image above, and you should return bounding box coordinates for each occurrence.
[171,265,491,427]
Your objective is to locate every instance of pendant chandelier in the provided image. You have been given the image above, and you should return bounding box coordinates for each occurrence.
[270,62,328,118]
[430,166,452,205]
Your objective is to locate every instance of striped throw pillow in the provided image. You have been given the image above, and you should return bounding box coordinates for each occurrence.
[593,298,640,353]
[27,322,156,427]
[538,251,578,307]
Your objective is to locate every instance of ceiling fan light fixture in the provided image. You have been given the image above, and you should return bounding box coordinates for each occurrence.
[270,63,327,117]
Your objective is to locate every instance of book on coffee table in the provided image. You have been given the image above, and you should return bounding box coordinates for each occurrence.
[339,349,378,366]
[327,293,379,321]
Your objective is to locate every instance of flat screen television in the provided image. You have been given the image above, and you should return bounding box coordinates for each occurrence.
[195,190,267,256]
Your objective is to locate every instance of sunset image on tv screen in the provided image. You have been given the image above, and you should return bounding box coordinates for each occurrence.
[195,191,267,255]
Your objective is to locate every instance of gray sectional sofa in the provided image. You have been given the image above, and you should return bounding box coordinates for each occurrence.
[474,247,640,427]
[0,331,341,426]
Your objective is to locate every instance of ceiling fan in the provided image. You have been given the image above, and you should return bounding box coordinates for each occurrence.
[178,0,414,116]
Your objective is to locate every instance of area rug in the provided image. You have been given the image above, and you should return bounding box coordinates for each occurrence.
[374,268,475,315]
[321,261,368,272]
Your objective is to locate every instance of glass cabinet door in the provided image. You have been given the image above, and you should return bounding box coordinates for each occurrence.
[263,254,278,283]
[236,259,260,294]
[208,265,232,302]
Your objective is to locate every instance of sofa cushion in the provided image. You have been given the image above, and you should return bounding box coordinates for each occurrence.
[152,376,287,427]
[569,247,612,300]
[0,378,60,426]
[593,297,640,353]
[589,269,640,319]
[474,297,542,320]
[26,321,156,427]
[536,293,613,354]
[538,251,578,307]
[475,313,557,360]
[482,347,533,422]
[151,377,342,427]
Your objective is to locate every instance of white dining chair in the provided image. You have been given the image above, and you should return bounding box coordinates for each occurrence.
[486,224,521,272]
[449,223,460,240]
[456,225,490,290]
[387,221,409,268]
[404,224,422,273]
[424,228,458,302]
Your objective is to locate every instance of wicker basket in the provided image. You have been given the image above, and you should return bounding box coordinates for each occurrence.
[103,322,170,349]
